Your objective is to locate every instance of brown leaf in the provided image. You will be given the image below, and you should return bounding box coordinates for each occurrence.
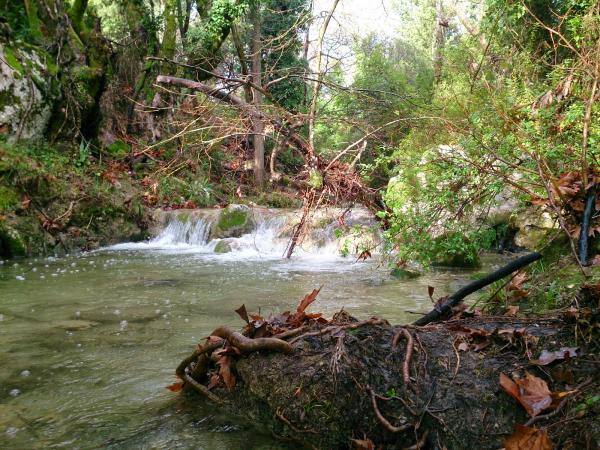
[166,381,185,392]
[217,355,236,390]
[505,305,520,317]
[457,341,469,352]
[296,286,322,314]
[530,347,578,366]
[21,196,31,210]
[351,438,375,450]
[235,304,249,324]
[428,285,435,301]
[500,372,552,417]
[356,250,372,261]
[504,424,553,450]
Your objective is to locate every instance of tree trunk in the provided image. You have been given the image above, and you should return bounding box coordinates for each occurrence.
[250,5,265,188]
[432,0,446,83]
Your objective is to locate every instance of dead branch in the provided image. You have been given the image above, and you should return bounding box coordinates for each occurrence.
[414,252,542,326]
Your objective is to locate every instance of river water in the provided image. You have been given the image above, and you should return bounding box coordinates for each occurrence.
[0,214,505,449]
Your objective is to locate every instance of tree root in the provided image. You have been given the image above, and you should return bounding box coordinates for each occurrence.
[368,388,412,433]
[392,328,414,385]
[175,340,224,377]
[210,326,293,354]
[289,318,387,345]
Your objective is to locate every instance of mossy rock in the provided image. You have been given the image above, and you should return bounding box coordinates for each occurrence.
[432,251,481,268]
[390,267,421,279]
[214,240,232,254]
[210,205,255,239]
[0,223,26,258]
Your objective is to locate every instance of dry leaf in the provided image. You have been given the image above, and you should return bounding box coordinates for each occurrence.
[166,381,185,392]
[504,424,553,450]
[457,341,469,352]
[296,286,322,314]
[351,438,375,450]
[217,355,236,390]
[235,304,249,324]
[505,305,520,317]
[500,372,552,417]
[530,347,578,366]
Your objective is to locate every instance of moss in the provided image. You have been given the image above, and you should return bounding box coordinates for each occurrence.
[0,186,19,212]
[0,223,26,258]
[105,140,131,158]
[4,47,24,75]
[308,169,323,189]
[218,208,247,231]
[214,240,232,253]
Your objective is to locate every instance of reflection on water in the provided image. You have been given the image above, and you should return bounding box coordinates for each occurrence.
[0,247,507,449]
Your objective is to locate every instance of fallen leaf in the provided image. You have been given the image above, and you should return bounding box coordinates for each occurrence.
[217,355,236,390]
[500,372,553,417]
[296,286,322,314]
[530,347,578,365]
[505,305,520,317]
[428,285,435,301]
[166,381,184,392]
[504,424,553,450]
[351,438,375,450]
[457,341,469,352]
[356,250,372,261]
[235,304,249,323]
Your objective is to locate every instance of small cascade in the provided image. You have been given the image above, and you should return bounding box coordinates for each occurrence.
[150,218,211,247]
[106,206,379,260]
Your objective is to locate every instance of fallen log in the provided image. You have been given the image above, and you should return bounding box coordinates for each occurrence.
[173,311,597,449]
[414,252,542,326]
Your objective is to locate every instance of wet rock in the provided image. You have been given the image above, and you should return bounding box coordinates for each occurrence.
[210,205,255,239]
[214,240,232,253]
[53,320,98,331]
[390,267,421,279]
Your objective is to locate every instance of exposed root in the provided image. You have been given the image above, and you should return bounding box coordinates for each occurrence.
[405,430,429,450]
[289,318,387,345]
[183,374,224,404]
[274,325,310,340]
[275,409,319,435]
[368,388,412,433]
[392,328,414,385]
[210,326,294,354]
[175,340,224,377]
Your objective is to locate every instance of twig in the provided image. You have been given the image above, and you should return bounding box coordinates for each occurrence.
[404,430,429,450]
[275,410,319,434]
[451,340,460,384]
[368,388,412,433]
[183,374,223,404]
[289,318,386,345]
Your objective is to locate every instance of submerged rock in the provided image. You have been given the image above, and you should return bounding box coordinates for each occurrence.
[390,267,421,279]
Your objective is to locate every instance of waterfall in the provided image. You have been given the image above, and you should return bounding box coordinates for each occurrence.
[105,206,379,260]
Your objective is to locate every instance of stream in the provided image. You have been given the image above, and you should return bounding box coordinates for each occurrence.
[0,211,507,449]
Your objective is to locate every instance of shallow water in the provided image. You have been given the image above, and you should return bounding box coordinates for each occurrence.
[0,245,506,449]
